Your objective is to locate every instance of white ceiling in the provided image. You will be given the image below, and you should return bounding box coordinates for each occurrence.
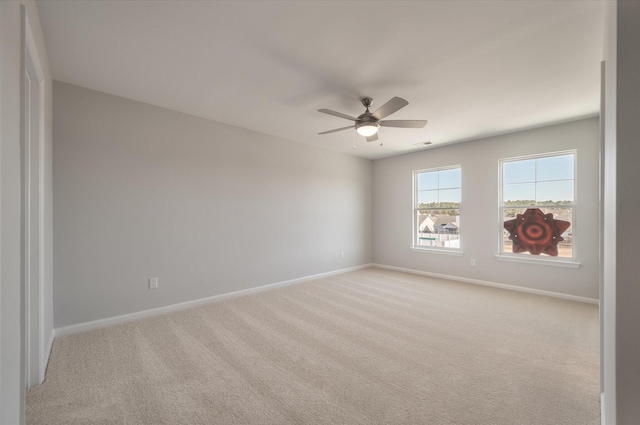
[37,0,605,160]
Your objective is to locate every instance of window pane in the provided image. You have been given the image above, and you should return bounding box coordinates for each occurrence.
[537,155,574,182]
[417,172,438,190]
[539,206,573,258]
[544,207,573,228]
[504,159,535,184]
[503,183,535,204]
[415,166,461,250]
[417,190,438,207]
[417,211,433,236]
[438,168,461,189]
[438,188,461,206]
[416,211,436,245]
[502,207,572,258]
[536,180,574,204]
[416,210,460,248]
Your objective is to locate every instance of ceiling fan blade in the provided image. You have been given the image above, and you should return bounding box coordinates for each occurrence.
[371,97,408,120]
[380,120,428,128]
[365,133,379,142]
[318,109,358,121]
[318,125,355,135]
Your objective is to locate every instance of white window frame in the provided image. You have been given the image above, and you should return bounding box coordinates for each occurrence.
[496,150,579,268]
[411,165,462,255]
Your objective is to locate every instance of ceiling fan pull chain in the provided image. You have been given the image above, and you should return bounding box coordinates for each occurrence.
[353,131,356,150]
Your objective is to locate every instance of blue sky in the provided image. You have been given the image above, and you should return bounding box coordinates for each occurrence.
[417,155,574,205]
[417,168,461,205]
[503,155,574,203]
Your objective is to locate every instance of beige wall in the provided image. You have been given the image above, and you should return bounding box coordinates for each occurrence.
[373,117,600,300]
[52,82,373,328]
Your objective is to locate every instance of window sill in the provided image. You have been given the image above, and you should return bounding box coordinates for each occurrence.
[411,247,463,256]
[495,254,580,268]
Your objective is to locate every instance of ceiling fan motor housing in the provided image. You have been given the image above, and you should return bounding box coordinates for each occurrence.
[355,119,379,130]
[356,98,380,136]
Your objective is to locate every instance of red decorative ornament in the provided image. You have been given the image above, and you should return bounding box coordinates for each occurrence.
[503,208,571,256]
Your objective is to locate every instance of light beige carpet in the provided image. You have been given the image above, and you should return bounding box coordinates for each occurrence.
[26,268,600,424]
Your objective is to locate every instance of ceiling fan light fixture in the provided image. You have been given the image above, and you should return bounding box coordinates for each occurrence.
[355,122,379,137]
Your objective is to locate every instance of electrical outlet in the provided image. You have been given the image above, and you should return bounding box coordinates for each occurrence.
[149,277,158,289]
[470,259,476,267]
[340,251,345,258]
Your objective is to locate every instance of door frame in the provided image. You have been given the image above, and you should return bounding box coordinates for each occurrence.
[22,14,46,388]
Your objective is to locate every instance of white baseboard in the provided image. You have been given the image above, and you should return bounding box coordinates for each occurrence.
[54,262,596,337]
[40,329,55,382]
[372,263,598,304]
[55,264,374,337]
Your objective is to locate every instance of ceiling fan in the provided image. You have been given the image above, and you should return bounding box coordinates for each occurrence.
[318,97,427,142]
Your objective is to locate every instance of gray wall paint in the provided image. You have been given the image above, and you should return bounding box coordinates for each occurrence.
[1,1,53,423]
[0,2,24,420]
[53,82,372,328]
[373,117,600,300]
[614,2,640,423]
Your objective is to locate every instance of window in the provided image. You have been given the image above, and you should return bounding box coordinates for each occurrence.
[499,151,575,260]
[413,166,461,250]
